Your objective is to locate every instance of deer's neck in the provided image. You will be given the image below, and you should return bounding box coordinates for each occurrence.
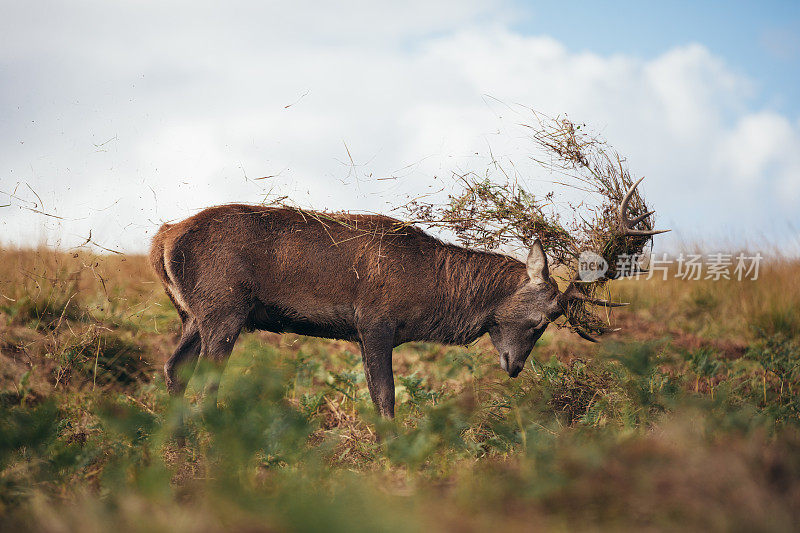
[426,246,525,344]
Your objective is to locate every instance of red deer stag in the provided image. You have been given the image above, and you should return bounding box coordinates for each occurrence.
[150,180,665,417]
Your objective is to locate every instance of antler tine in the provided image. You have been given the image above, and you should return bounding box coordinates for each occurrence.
[619,176,646,220]
[624,228,671,237]
[575,328,600,343]
[561,282,629,308]
[628,210,656,226]
[619,177,670,237]
[572,325,621,343]
[573,293,629,307]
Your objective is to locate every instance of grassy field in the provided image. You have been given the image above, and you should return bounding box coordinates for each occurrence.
[1,246,799,531]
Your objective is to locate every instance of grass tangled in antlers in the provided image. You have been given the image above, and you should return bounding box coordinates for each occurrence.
[402,113,664,338]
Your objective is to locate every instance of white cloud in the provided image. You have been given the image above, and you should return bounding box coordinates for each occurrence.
[714,112,800,203]
[1,2,798,252]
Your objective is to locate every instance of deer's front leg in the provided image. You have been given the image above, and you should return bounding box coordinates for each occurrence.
[358,323,396,418]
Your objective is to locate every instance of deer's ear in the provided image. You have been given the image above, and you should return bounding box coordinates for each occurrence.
[526,240,550,284]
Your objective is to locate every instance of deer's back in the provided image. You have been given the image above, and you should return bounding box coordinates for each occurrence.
[153,204,501,342]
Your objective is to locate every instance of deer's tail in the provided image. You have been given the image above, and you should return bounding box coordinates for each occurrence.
[149,224,172,287]
[149,223,191,323]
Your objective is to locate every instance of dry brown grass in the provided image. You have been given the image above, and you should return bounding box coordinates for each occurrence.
[0,247,171,397]
[614,257,800,343]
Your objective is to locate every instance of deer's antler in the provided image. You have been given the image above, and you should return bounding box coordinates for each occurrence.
[557,281,628,342]
[561,283,630,308]
[619,177,670,237]
[558,177,669,342]
[573,325,622,343]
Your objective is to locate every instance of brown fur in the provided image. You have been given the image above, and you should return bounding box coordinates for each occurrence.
[151,204,563,417]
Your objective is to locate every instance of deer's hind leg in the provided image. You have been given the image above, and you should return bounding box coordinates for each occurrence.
[195,305,249,408]
[164,318,201,397]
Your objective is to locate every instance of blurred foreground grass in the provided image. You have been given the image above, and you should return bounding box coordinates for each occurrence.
[1,246,799,531]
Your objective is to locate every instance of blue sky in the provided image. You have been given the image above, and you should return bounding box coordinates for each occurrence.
[517,1,800,116]
[1,1,799,253]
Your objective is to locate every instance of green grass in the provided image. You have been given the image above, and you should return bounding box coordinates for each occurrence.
[1,248,799,531]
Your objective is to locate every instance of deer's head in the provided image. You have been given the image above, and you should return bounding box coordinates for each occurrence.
[489,177,669,378]
[488,240,563,377]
